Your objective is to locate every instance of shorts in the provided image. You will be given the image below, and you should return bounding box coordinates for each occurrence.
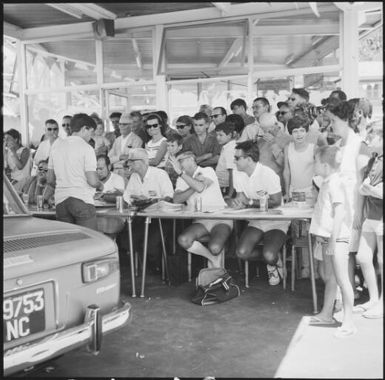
[362,218,383,236]
[193,218,233,233]
[313,235,349,260]
[248,220,290,233]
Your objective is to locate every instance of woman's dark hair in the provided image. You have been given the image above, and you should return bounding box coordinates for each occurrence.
[326,100,351,122]
[146,113,166,136]
[156,110,168,124]
[4,129,22,145]
[235,140,259,163]
[226,114,245,135]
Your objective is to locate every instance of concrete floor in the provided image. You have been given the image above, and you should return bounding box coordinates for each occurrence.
[18,258,383,378]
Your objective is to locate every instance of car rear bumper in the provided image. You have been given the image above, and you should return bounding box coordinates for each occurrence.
[4,300,131,376]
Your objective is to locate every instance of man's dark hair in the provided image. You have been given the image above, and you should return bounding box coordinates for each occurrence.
[215,121,235,136]
[226,114,245,135]
[166,132,183,145]
[176,115,193,126]
[235,140,259,163]
[330,90,347,101]
[70,113,97,133]
[45,119,58,126]
[230,98,247,111]
[287,115,310,134]
[213,106,227,116]
[130,111,143,120]
[109,112,122,119]
[63,115,72,120]
[292,88,310,102]
[96,154,111,167]
[326,100,351,122]
[253,97,271,112]
[193,112,210,124]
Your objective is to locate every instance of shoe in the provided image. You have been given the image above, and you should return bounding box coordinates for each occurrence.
[267,258,283,286]
[334,326,357,338]
[363,305,383,319]
[309,316,338,326]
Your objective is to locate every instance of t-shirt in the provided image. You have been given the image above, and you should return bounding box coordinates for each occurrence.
[238,121,260,142]
[175,166,226,211]
[309,172,352,239]
[102,172,125,193]
[48,136,97,206]
[233,162,289,232]
[216,140,237,188]
[123,166,173,202]
[145,137,167,167]
[182,134,221,167]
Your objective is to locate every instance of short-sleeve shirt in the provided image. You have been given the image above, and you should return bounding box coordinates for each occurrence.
[175,166,226,211]
[48,136,97,206]
[123,166,173,202]
[238,122,260,142]
[309,172,352,239]
[102,172,125,193]
[233,162,289,232]
[216,140,237,187]
[182,134,221,166]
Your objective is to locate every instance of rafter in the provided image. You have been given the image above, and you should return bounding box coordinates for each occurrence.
[132,38,143,70]
[211,3,232,16]
[218,38,243,68]
[46,3,117,20]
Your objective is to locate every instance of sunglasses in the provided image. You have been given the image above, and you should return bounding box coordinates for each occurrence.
[279,111,288,115]
[47,127,59,131]
[234,155,247,161]
[176,124,187,129]
[210,114,221,119]
[38,167,48,172]
[62,124,70,127]
[146,123,159,129]
[288,97,296,102]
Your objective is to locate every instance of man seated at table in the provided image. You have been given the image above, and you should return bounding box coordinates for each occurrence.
[119,148,174,273]
[229,141,289,286]
[170,150,232,268]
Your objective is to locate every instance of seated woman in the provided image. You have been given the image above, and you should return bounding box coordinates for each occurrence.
[93,118,112,156]
[144,113,168,168]
[4,128,32,193]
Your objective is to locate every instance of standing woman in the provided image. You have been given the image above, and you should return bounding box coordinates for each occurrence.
[4,129,32,193]
[145,113,168,168]
[325,101,371,298]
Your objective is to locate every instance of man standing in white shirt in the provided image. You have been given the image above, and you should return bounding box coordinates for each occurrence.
[48,113,103,230]
[108,112,143,176]
[229,140,289,286]
[170,151,232,269]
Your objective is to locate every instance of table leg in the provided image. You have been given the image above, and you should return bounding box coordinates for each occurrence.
[307,229,318,314]
[140,217,151,298]
[158,219,170,285]
[172,219,176,255]
[127,217,136,298]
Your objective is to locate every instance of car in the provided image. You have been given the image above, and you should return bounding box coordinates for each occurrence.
[3,175,131,376]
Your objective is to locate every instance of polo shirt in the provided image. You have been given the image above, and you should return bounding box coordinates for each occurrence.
[123,166,173,202]
[182,133,221,166]
[108,132,143,165]
[175,166,226,211]
[216,140,237,187]
[102,172,125,193]
[233,162,289,232]
[48,136,97,206]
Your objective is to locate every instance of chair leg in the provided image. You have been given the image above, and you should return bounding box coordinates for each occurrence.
[187,252,192,282]
[245,260,249,288]
[282,245,287,290]
[220,248,225,268]
[134,251,139,277]
[291,246,296,291]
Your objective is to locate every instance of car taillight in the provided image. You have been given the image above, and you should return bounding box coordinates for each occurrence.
[82,259,119,283]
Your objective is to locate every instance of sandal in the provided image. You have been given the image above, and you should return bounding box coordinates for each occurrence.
[309,316,338,326]
[363,309,383,319]
[334,326,357,338]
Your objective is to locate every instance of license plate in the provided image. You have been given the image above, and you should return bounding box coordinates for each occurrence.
[3,288,45,342]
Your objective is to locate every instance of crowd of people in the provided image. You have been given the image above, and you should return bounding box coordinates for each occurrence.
[4,87,383,337]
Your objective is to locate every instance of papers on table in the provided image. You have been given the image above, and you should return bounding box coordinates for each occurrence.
[222,208,283,215]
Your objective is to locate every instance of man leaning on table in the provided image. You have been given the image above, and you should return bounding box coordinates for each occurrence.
[170,150,233,269]
[229,140,289,286]
[47,113,103,230]
[119,148,174,273]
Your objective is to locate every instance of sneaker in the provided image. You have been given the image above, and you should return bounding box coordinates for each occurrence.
[267,258,283,286]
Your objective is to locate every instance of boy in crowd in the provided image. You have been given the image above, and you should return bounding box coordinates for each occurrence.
[230,98,255,126]
[226,114,245,140]
[164,133,184,188]
[183,112,221,168]
[215,121,237,198]
[309,146,355,338]
[355,120,383,319]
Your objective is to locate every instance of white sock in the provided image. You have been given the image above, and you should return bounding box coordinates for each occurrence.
[188,241,223,268]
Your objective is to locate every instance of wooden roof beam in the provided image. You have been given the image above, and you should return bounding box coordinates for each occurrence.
[218,38,243,68]
[132,38,143,70]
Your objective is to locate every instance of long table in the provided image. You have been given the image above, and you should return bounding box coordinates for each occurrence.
[137,205,318,313]
[28,204,138,297]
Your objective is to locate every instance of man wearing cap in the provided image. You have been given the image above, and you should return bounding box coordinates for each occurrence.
[238,97,270,142]
[120,148,173,272]
[108,112,143,176]
[170,150,232,270]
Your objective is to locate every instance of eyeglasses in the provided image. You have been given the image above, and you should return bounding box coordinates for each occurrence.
[279,111,288,115]
[234,155,247,161]
[38,167,48,172]
[210,114,222,119]
[176,124,187,129]
[288,97,296,102]
[62,124,70,127]
[47,127,59,131]
[146,123,159,129]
